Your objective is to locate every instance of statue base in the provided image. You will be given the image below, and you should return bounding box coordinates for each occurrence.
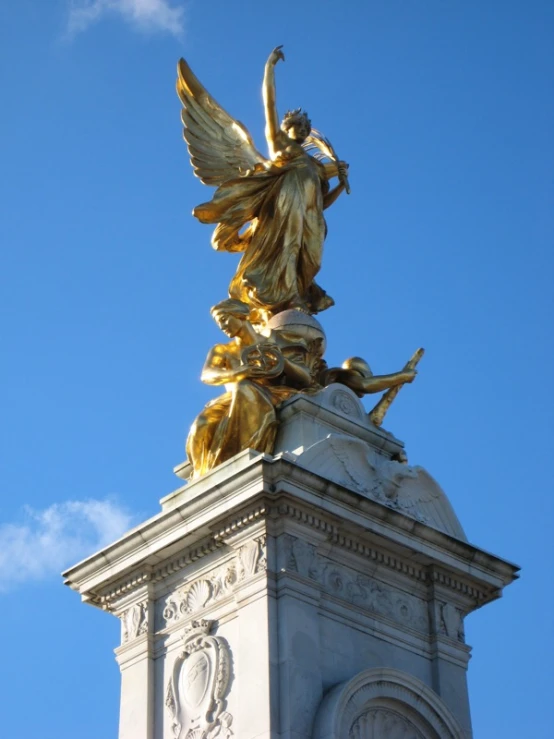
[63,384,518,739]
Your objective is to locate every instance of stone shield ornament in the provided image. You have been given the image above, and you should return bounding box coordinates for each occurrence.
[166,620,233,739]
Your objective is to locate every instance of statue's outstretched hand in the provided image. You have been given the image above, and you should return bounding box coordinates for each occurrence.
[401,369,417,384]
[268,45,285,66]
[338,161,349,179]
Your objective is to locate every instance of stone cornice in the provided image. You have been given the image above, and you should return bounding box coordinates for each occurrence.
[63,455,518,611]
[267,459,518,582]
[273,498,493,605]
[212,503,268,542]
[151,537,224,584]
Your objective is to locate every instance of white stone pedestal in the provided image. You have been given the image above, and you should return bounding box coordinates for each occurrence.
[64,385,518,739]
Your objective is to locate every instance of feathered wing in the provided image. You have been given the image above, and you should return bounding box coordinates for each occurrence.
[396,467,468,541]
[176,58,267,187]
[302,129,337,162]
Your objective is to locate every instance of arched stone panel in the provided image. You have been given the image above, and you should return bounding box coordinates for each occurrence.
[312,668,465,739]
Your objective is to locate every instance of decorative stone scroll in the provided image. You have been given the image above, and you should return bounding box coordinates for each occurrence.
[166,620,233,739]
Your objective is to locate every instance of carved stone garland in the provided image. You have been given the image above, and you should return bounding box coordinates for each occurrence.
[166,620,233,739]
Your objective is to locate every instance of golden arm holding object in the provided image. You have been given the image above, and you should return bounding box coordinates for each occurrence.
[369,348,425,427]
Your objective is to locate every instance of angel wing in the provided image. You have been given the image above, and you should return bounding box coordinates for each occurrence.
[395,466,468,541]
[176,58,267,187]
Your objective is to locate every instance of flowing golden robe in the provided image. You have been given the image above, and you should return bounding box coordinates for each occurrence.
[186,377,295,479]
[194,147,333,314]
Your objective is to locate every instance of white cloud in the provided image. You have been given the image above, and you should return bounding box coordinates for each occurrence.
[67,0,185,38]
[0,499,135,591]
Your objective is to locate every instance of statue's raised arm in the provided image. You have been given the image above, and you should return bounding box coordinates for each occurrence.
[263,45,286,157]
[177,48,349,317]
[176,49,423,482]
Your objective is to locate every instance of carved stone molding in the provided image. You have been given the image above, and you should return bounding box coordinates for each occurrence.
[278,502,490,604]
[212,504,268,542]
[439,602,465,642]
[277,502,338,538]
[281,534,319,578]
[431,569,486,602]
[330,388,364,419]
[312,668,464,739]
[87,500,491,614]
[161,562,238,628]
[237,535,267,580]
[100,571,151,608]
[280,536,428,633]
[166,620,233,739]
[302,435,427,523]
[152,540,224,584]
[98,541,224,609]
[278,501,428,581]
[350,708,425,739]
[121,601,148,643]
[161,535,268,628]
[330,531,427,583]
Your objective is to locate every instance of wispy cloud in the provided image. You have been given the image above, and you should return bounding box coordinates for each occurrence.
[67,0,185,38]
[0,499,135,591]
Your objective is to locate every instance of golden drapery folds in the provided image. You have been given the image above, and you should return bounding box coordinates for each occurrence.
[176,46,349,317]
[186,381,295,480]
[185,302,326,480]
[186,302,420,479]
[177,47,421,479]
[194,151,333,314]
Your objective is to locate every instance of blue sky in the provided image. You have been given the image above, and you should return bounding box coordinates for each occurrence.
[1,1,552,736]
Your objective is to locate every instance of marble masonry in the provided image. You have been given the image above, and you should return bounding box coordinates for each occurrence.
[63,384,519,739]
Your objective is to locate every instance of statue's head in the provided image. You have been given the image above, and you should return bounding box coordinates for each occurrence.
[342,356,373,378]
[267,309,326,353]
[281,108,311,142]
[211,299,250,337]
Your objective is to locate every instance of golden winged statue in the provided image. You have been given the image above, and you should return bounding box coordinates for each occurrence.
[177,47,422,480]
[176,45,349,317]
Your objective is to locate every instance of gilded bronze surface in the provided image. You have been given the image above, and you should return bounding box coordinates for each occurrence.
[369,348,425,426]
[321,352,421,424]
[177,47,422,478]
[186,301,325,479]
[177,46,348,315]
